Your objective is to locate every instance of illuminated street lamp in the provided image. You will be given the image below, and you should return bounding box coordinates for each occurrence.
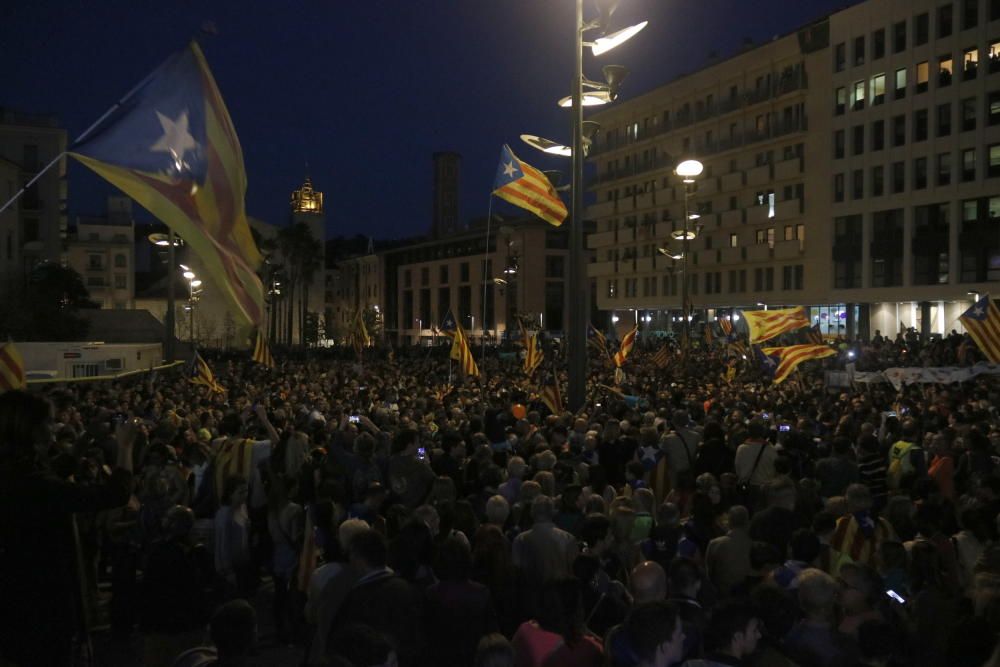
[675,158,703,350]
[146,232,184,361]
[521,0,646,410]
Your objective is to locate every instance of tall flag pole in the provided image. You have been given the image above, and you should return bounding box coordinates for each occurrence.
[69,42,265,332]
[959,295,1000,363]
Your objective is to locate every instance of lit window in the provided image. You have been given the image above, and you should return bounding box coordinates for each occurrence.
[916,61,929,93]
[853,80,866,110]
[871,73,886,104]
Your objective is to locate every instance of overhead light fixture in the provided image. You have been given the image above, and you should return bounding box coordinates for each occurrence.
[671,230,697,241]
[687,212,701,220]
[658,247,684,260]
[190,279,203,288]
[600,65,629,100]
[179,264,191,271]
[557,91,612,107]
[148,232,181,247]
[591,21,648,56]
[492,278,508,286]
[675,159,705,178]
[183,271,196,280]
[521,134,572,157]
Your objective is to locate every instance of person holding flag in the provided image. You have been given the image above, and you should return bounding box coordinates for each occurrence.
[613,325,638,367]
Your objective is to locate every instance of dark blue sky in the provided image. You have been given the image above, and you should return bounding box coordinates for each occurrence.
[1,0,848,239]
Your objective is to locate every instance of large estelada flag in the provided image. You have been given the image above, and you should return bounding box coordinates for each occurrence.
[960,294,1000,363]
[742,307,810,344]
[760,344,836,384]
[0,341,26,392]
[492,144,568,227]
[613,325,638,368]
[441,310,480,377]
[70,42,265,329]
[189,351,225,394]
[347,309,371,358]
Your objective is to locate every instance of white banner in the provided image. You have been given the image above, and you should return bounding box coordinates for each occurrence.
[850,362,1000,389]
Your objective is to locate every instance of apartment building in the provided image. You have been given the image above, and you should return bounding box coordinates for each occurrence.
[0,108,68,287]
[828,0,1000,336]
[382,218,572,345]
[66,196,135,309]
[587,0,1000,339]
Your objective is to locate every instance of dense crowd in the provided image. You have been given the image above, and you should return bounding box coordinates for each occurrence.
[1,332,999,667]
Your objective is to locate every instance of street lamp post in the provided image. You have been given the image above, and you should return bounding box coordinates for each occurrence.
[568,0,587,412]
[674,159,703,352]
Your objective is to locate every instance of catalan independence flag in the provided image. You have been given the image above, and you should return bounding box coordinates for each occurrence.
[613,325,638,368]
[804,323,824,345]
[959,295,1000,363]
[719,318,733,337]
[492,144,568,227]
[70,42,265,330]
[522,327,543,376]
[760,344,836,384]
[347,309,371,359]
[189,351,225,394]
[0,341,26,393]
[539,376,563,415]
[742,307,810,344]
[441,310,479,377]
[588,323,611,362]
[252,330,275,368]
[652,344,671,369]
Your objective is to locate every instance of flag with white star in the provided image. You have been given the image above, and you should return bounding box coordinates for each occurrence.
[492,144,567,227]
[960,294,1000,363]
[70,42,265,330]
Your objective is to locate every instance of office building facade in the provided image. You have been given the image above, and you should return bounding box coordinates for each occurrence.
[586,0,1000,339]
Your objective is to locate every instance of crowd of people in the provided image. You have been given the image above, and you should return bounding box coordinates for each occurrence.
[1,330,999,667]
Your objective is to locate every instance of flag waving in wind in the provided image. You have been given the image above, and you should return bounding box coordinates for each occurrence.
[252,330,275,368]
[520,320,543,376]
[742,307,810,344]
[760,344,836,384]
[0,341,26,393]
[189,351,225,394]
[347,309,371,359]
[613,325,638,368]
[492,144,568,227]
[70,42,265,330]
[960,295,1000,363]
[441,310,480,377]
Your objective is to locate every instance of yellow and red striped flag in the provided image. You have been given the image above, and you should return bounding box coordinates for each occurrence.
[252,330,275,368]
[492,144,567,227]
[441,310,480,377]
[522,328,543,376]
[0,341,26,393]
[742,307,810,344]
[760,344,836,384]
[539,378,563,415]
[613,325,638,368]
[652,344,671,369]
[719,318,733,337]
[588,323,611,363]
[189,351,226,394]
[70,43,265,330]
[959,295,1000,363]
[804,324,823,345]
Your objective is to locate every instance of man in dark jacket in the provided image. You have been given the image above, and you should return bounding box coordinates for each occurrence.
[331,528,423,666]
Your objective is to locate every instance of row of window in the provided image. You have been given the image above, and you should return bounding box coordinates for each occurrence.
[87,253,129,270]
[833,0,1000,73]
[836,46,1000,116]
[835,94,1000,159]
[833,145,1000,201]
[86,275,129,289]
[606,264,805,300]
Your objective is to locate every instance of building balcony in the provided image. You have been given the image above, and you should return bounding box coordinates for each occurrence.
[747,164,771,187]
[721,171,744,191]
[587,200,617,218]
[774,238,805,259]
[719,246,742,264]
[697,177,719,196]
[720,209,743,227]
[587,230,617,249]
[588,261,617,277]
[775,157,803,180]
[774,198,802,221]
[746,244,773,262]
[747,205,772,226]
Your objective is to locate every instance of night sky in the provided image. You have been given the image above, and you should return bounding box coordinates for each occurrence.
[2,0,848,239]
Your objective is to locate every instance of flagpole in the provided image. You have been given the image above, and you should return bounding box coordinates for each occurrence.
[480,195,495,366]
[0,56,165,216]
